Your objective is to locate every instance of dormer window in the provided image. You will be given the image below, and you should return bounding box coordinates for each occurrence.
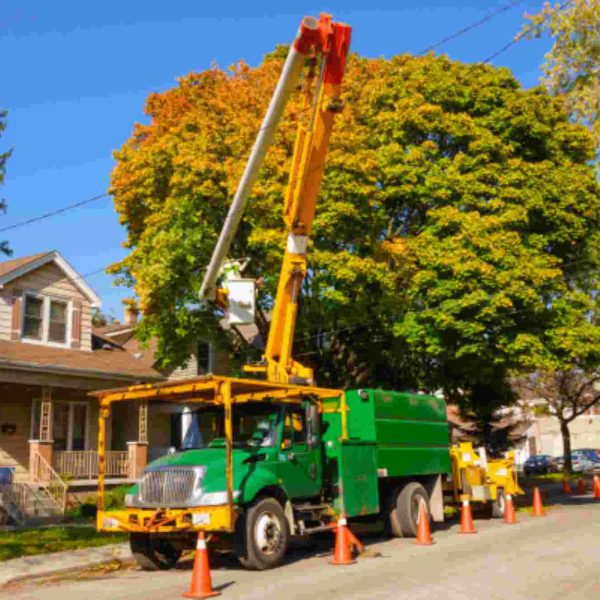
[22,294,70,346]
[23,296,43,340]
[48,300,68,343]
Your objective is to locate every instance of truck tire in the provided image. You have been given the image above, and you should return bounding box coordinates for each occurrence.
[234,497,290,570]
[130,533,182,571]
[387,482,429,538]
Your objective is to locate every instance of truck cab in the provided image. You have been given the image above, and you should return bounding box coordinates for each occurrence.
[126,400,322,509]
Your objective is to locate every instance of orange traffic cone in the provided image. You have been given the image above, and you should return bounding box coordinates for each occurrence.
[183,532,220,599]
[532,487,545,517]
[458,499,476,534]
[504,493,517,525]
[594,475,600,500]
[577,478,585,495]
[562,478,572,495]
[330,517,355,565]
[415,500,434,545]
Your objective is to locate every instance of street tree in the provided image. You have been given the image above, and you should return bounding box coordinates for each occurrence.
[109,53,600,423]
[518,368,600,472]
[523,0,600,152]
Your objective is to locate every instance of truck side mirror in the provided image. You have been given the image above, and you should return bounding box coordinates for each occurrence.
[306,404,320,448]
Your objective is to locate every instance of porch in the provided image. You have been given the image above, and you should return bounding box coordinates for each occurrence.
[0,383,151,488]
[27,386,150,485]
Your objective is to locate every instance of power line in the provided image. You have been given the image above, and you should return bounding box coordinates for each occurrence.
[0,193,108,234]
[482,0,573,63]
[418,0,523,56]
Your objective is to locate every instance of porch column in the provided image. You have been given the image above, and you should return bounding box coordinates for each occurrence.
[127,442,148,479]
[29,386,53,482]
[127,400,148,479]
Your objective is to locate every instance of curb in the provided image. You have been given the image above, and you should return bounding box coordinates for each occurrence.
[0,543,133,588]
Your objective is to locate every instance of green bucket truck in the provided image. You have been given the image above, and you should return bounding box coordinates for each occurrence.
[94,376,451,570]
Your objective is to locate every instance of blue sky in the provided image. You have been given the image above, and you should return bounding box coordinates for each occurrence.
[0,1,550,319]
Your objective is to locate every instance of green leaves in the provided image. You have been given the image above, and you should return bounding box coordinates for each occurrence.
[110,52,600,409]
[523,0,600,154]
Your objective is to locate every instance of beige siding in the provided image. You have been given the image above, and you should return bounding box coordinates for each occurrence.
[0,392,33,482]
[0,262,93,350]
[167,354,199,381]
[0,293,12,342]
[165,343,230,381]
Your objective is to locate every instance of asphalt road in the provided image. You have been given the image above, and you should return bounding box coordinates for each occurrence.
[5,495,600,600]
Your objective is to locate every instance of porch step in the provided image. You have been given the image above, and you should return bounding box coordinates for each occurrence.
[0,482,65,524]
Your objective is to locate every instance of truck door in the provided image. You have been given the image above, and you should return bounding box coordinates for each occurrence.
[278,403,322,499]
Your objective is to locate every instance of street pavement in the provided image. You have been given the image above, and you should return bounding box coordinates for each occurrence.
[4,495,600,600]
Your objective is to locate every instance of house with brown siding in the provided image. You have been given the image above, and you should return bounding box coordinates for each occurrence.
[0,251,229,520]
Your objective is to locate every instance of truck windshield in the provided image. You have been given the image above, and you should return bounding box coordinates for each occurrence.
[180,403,279,450]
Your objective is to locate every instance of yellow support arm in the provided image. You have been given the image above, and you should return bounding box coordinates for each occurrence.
[258,16,352,384]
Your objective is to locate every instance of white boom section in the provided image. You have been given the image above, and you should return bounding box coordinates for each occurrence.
[199,16,318,300]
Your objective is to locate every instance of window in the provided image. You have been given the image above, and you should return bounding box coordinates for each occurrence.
[23,296,43,340]
[196,341,212,375]
[48,300,67,343]
[283,406,307,445]
[22,294,70,346]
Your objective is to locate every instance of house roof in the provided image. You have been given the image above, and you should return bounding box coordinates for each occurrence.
[0,253,48,277]
[93,323,135,347]
[0,339,162,382]
[0,251,101,307]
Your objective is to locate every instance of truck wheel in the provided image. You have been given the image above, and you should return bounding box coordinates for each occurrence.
[235,497,289,570]
[130,533,182,571]
[491,489,506,518]
[387,482,429,538]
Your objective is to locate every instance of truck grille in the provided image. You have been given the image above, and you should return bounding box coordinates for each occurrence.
[138,467,202,507]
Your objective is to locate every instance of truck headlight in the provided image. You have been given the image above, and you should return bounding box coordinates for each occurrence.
[124,493,135,507]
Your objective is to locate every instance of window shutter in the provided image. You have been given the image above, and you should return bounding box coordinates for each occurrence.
[10,288,22,341]
[71,300,82,349]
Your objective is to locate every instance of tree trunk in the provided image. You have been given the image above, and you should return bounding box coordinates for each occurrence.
[560,420,572,473]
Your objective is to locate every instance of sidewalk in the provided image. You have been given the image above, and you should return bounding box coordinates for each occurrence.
[0,543,132,588]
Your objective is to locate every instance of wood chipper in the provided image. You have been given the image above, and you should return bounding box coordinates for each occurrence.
[447,442,523,517]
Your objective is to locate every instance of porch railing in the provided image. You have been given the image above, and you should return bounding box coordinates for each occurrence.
[31,452,68,512]
[53,450,130,479]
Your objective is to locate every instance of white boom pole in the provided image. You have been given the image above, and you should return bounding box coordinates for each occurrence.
[199,16,319,300]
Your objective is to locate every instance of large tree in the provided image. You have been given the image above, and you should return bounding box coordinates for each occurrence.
[110,53,600,416]
[523,0,600,152]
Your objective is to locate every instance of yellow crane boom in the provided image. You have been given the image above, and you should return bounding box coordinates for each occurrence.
[257,16,352,384]
[200,14,351,385]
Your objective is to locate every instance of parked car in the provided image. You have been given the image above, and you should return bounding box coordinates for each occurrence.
[572,448,600,463]
[554,453,599,473]
[523,454,557,476]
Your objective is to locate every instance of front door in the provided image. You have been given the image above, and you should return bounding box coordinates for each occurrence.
[32,400,88,451]
[278,403,322,499]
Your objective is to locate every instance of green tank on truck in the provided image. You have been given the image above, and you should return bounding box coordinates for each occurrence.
[103,382,451,571]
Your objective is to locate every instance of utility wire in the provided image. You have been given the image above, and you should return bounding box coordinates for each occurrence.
[482,0,573,63]
[418,0,523,56]
[0,193,108,234]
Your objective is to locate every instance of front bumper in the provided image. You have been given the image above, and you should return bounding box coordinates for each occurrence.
[97,505,237,534]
